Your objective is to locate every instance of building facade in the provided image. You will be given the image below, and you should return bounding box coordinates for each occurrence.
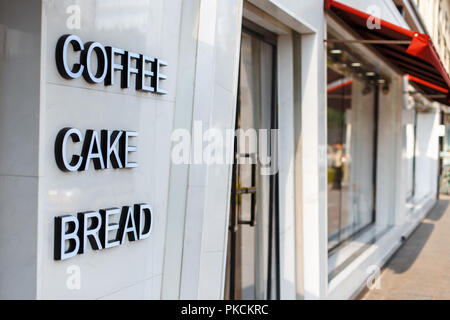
[0,0,448,299]
[412,0,450,72]
[407,0,450,194]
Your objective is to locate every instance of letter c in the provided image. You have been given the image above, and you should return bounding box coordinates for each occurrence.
[55,127,83,172]
[55,34,85,79]
[239,306,247,315]
[261,305,268,315]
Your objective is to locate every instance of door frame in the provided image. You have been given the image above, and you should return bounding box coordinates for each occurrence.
[225,18,280,300]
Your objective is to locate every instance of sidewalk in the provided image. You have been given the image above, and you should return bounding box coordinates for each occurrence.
[359,195,450,300]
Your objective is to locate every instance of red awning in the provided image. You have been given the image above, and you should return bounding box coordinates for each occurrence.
[327,78,353,93]
[407,75,449,105]
[325,0,450,106]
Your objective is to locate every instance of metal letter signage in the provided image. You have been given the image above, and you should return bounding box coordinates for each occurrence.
[55,34,168,94]
[54,203,153,260]
[54,127,138,172]
[53,35,156,261]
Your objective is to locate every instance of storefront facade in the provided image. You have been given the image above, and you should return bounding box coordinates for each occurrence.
[0,0,446,299]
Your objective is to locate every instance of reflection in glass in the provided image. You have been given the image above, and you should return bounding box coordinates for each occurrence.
[326,35,379,250]
[225,28,278,300]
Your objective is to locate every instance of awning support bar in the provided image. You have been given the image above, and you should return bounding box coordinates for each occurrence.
[408,91,447,98]
[325,39,411,44]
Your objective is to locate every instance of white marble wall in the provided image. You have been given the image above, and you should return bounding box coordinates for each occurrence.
[36,0,182,299]
[0,0,41,299]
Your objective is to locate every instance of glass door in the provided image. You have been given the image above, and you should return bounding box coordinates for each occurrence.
[224,20,279,300]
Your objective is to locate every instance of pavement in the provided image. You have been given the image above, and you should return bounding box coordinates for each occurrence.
[359,195,450,300]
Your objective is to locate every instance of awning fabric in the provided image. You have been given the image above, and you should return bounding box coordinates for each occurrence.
[407,75,449,105]
[325,0,450,105]
[327,78,353,93]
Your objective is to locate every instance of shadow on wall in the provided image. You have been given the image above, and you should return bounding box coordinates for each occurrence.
[386,199,449,274]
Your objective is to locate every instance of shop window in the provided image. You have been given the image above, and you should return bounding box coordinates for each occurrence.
[326,32,385,251]
[405,110,418,202]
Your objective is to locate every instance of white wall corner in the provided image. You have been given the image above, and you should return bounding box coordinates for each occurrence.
[301,30,328,299]
[277,32,297,300]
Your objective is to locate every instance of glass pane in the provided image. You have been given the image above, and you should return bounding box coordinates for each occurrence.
[326,36,377,250]
[225,30,277,300]
[238,32,258,300]
[405,123,415,200]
